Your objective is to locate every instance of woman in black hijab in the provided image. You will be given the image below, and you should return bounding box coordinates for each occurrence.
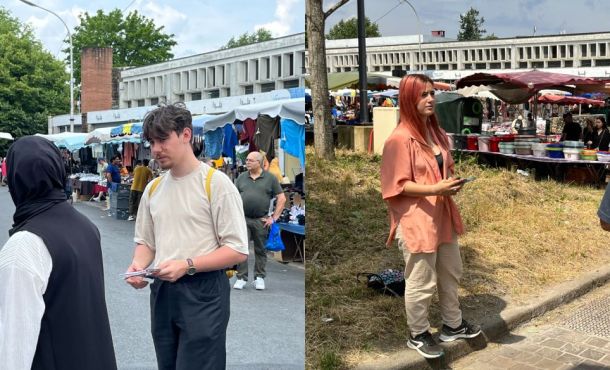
[1,136,117,370]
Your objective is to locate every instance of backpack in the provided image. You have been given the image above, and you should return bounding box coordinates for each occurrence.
[148,167,216,200]
[357,269,405,297]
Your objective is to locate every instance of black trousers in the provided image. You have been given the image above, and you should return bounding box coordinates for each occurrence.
[150,270,230,370]
[128,190,143,216]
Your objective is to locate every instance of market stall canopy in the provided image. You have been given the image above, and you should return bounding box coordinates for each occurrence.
[326,72,452,91]
[105,122,143,144]
[85,127,113,145]
[204,98,305,130]
[456,85,500,100]
[192,114,224,136]
[373,89,399,98]
[0,132,14,140]
[326,72,394,90]
[110,122,142,137]
[537,94,605,107]
[35,132,88,151]
[455,70,610,104]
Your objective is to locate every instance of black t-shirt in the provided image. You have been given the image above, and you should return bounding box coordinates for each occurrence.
[562,121,582,141]
[435,153,444,176]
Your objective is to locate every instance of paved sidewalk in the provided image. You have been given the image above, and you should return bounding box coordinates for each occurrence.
[452,282,610,370]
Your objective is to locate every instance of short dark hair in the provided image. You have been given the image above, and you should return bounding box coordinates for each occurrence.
[111,155,121,161]
[143,159,150,166]
[142,103,193,142]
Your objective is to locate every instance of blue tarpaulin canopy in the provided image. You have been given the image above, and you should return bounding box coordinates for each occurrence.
[110,122,143,137]
[35,132,88,152]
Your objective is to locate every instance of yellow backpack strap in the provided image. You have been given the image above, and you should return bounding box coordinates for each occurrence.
[148,176,164,197]
[205,168,216,201]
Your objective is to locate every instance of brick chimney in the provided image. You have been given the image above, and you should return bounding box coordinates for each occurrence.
[81,47,113,113]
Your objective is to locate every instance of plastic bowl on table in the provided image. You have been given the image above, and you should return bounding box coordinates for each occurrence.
[478,136,491,152]
[546,143,564,159]
[597,151,610,162]
[581,149,598,161]
[514,142,532,155]
[498,142,515,154]
[563,140,584,149]
[563,148,580,160]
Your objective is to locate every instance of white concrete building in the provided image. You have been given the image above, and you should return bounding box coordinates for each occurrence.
[49,33,306,133]
[119,33,306,108]
[310,32,610,80]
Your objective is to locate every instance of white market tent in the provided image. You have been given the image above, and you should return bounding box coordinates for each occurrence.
[85,127,113,145]
[0,132,14,140]
[203,98,305,130]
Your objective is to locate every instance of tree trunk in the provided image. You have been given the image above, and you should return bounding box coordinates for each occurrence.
[306,0,335,161]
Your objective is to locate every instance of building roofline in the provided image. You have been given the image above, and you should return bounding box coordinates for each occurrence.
[324,31,610,50]
[123,32,305,72]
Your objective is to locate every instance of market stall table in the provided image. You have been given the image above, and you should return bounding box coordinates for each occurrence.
[454,149,609,187]
[276,222,304,263]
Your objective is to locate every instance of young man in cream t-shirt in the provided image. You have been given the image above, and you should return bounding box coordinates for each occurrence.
[125,104,248,370]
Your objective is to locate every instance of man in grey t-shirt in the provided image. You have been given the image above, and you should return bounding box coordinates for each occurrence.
[234,151,286,290]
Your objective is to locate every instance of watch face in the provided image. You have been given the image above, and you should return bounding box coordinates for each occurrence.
[187,258,196,275]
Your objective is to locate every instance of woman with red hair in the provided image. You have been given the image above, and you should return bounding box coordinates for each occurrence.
[380,74,481,359]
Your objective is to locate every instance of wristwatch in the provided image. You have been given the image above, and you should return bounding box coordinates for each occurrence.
[186,258,196,275]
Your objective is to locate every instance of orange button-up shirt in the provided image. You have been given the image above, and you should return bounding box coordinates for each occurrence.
[380,123,464,253]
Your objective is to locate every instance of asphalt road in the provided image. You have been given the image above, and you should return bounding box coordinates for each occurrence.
[0,186,305,369]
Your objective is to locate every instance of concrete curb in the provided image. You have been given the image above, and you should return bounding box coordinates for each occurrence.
[355,265,610,370]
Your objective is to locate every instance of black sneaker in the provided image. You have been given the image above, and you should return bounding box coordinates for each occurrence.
[439,320,482,342]
[407,331,444,359]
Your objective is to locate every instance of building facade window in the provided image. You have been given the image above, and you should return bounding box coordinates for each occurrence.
[261,82,275,92]
[283,79,299,88]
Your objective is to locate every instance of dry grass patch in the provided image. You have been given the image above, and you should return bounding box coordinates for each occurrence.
[306,148,610,369]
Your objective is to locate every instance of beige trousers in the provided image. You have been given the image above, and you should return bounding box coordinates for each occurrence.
[396,228,463,336]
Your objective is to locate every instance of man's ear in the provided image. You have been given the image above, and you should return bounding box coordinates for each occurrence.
[182,127,193,144]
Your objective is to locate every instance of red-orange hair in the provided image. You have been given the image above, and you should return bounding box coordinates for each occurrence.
[398,74,449,152]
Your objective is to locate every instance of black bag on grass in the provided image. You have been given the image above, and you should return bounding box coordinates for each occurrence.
[357,269,405,297]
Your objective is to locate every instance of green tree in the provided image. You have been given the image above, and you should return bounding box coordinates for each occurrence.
[326,16,381,39]
[221,28,273,49]
[0,7,69,154]
[65,9,177,86]
[457,7,488,41]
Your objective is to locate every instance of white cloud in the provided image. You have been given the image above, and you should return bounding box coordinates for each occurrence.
[255,0,302,36]
[142,2,188,31]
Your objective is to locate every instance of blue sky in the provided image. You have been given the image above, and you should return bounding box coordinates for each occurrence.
[4,0,304,60]
[325,0,610,39]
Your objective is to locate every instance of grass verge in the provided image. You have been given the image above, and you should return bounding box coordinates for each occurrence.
[305,147,610,369]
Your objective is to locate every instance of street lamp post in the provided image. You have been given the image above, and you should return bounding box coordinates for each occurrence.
[20,0,74,132]
[400,0,423,71]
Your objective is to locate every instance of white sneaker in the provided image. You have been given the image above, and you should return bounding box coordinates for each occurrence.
[127,216,135,221]
[233,279,247,290]
[254,277,265,290]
